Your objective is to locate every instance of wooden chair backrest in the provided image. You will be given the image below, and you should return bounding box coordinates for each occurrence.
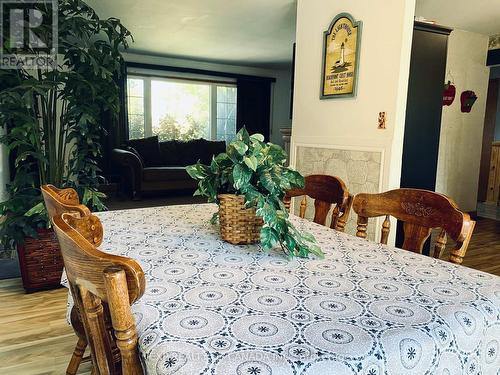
[284,174,353,232]
[52,213,145,375]
[41,184,90,219]
[41,184,100,246]
[352,188,476,264]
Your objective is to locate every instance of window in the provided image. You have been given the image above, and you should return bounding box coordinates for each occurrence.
[127,75,237,142]
[216,86,237,142]
[151,80,210,141]
[127,79,145,140]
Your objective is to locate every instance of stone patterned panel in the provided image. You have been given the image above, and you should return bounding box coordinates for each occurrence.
[489,34,500,50]
[294,145,383,240]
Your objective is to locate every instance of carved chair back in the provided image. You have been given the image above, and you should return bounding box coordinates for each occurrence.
[52,212,145,375]
[284,174,353,231]
[41,184,90,219]
[352,188,476,264]
[41,184,99,246]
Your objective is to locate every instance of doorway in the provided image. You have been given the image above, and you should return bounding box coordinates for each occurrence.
[477,68,500,220]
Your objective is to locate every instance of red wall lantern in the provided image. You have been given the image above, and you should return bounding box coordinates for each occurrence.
[442,81,456,106]
[460,90,478,113]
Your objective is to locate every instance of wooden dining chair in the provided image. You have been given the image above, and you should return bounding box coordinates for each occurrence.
[52,212,146,375]
[41,184,94,375]
[41,184,90,220]
[352,188,476,264]
[284,174,353,232]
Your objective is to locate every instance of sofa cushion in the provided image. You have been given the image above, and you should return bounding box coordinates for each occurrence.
[177,139,203,166]
[142,167,190,182]
[127,136,161,167]
[159,138,226,166]
[159,140,181,166]
[199,139,226,164]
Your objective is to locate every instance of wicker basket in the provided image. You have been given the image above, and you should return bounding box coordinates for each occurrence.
[17,228,64,292]
[218,194,263,245]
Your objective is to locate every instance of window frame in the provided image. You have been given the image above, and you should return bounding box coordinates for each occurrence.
[126,72,237,141]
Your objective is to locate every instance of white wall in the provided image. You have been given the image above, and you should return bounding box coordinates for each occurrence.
[290,0,415,242]
[290,0,415,191]
[123,52,292,146]
[435,30,490,212]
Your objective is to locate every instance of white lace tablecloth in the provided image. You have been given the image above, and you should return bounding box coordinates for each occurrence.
[65,204,500,375]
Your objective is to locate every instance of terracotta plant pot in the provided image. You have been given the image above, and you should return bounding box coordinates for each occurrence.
[17,228,64,292]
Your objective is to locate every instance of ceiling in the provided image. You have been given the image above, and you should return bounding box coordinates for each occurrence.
[415,0,500,36]
[87,0,297,68]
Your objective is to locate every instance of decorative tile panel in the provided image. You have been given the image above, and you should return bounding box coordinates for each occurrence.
[294,145,383,240]
[489,34,500,50]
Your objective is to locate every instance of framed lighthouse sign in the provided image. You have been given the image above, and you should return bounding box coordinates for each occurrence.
[320,13,362,99]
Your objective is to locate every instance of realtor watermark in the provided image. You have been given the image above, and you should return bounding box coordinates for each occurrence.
[0,0,58,69]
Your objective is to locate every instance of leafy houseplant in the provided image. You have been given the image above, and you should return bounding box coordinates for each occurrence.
[0,0,132,248]
[187,129,323,259]
[0,1,131,285]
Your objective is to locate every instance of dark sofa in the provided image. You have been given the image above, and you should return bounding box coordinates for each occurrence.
[111,136,225,199]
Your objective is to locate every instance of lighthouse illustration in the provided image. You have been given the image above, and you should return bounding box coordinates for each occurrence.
[334,42,346,69]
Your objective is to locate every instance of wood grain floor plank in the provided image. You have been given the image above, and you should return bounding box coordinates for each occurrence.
[442,217,500,276]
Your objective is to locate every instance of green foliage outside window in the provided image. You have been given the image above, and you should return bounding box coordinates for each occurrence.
[155,114,208,141]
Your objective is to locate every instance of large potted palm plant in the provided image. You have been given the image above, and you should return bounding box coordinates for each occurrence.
[0,0,132,291]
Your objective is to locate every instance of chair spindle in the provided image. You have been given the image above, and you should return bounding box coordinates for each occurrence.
[299,196,307,218]
[104,267,143,375]
[433,229,447,259]
[380,215,391,244]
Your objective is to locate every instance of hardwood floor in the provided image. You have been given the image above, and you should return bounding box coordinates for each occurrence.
[0,218,498,374]
[0,279,91,375]
[442,217,500,276]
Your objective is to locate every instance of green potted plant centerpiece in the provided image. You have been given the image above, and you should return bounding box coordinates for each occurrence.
[187,129,323,259]
[0,0,132,291]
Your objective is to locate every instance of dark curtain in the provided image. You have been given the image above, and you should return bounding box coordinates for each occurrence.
[236,78,272,140]
[99,62,128,180]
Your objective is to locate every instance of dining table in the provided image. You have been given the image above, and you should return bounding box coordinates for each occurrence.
[65,203,500,375]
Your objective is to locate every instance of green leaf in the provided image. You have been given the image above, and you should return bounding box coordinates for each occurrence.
[243,156,258,171]
[24,202,46,217]
[284,234,296,252]
[226,144,243,163]
[244,187,263,208]
[284,169,305,189]
[232,140,249,156]
[308,244,325,258]
[237,127,251,144]
[250,133,265,142]
[260,226,279,250]
[186,164,209,180]
[301,231,315,243]
[256,203,277,224]
[214,152,230,164]
[212,153,231,171]
[259,171,277,194]
[210,212,219,225]
[267,144,287,164]
[233,164,252,191]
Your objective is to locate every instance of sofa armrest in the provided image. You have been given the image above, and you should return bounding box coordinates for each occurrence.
[111,148,144,198]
